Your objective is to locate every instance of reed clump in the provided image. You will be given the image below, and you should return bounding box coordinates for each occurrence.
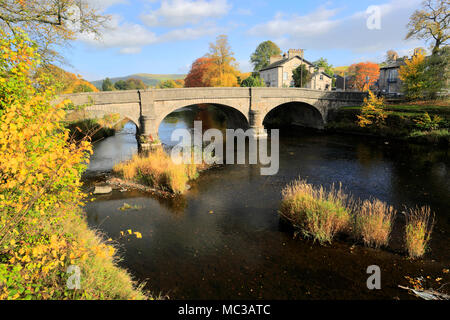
[114,148,202,194]
[353,199,395,248]
[404,206,434,258]
[279,179,352,244]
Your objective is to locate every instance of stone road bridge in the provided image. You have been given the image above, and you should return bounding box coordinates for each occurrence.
[62,87,366,148]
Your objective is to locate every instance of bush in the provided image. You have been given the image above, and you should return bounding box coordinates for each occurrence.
[0,30,147,300]
[404,206,434,259]
[279,179,352,244]
[353,199,395,248]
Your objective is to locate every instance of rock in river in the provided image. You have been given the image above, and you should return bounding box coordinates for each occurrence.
[93,185,112,195]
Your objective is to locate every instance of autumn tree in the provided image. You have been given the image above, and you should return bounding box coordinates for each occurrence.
[386,50,399,63]
[205,35,240,87]
[399,51,428,99]
[357,91,388,128]
[0,0,109,64]
[292,64,312,88]
[157,79,184,89]
[406,0,449,54]
[347,62,380,91]
[184,57,215,87]
[33,64,98,94]
[250,40,282,71]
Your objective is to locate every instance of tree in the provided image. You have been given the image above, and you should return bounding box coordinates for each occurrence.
[423,46,450,98]
[205,35,240,87]
[125,78,147,90]
[406,0,449,54]
[114,80,128,90]
[0,0,109,64]
[357,91,388,128]
[102,78,114,91]
[399,52,428,99]
[399,47,450,99]
[157,79,184,89]
[250,40,282,71]
[185,57,215,87]
[386,50,399,63]
[313,58,334,77]
[347,62,380,91]
[292,65,312,88]
[240,75,265,87]
[32,64,98,94]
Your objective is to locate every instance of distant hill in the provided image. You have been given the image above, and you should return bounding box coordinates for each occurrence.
[91,73,186,89]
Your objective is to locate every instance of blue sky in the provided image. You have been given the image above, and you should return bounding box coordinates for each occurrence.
[63,0,427,81]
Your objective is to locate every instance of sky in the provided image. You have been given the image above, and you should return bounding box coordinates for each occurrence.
[62,0,428,81]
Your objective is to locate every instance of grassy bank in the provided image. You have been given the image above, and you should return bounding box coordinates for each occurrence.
[327,101,450,146]
[65,116,129,143]
[279,178,434,258]
[114,148,208,194]
[0,205,149,300]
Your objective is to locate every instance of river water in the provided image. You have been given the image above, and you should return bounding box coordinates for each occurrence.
[84,105,450,300]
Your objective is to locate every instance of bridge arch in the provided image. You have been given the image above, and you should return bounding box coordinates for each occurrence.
[154,99,250,130]
[262,100,325,130]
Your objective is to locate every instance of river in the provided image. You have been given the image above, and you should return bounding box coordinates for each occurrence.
[83,104,450,300]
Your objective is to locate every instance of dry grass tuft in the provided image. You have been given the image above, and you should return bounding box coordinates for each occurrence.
[404,206,434,259]
[114,148,203,194]
[353,199,395,248]
[279,179,352,244]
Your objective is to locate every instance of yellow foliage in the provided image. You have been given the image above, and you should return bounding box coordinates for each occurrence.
[357,91,388,128]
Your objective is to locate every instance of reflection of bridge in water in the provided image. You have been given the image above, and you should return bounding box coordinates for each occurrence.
[61,87,366,150]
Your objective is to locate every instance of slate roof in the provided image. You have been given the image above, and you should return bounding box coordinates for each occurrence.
[260,56,314,72]
[380,59,407,69]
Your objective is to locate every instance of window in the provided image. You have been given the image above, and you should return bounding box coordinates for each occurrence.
[320,75,323,80]
[283,72,288,80]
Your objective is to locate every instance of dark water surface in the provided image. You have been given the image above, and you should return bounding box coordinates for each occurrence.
[84,105,450,300]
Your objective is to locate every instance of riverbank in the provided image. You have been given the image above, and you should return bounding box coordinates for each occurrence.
[327,101,450,146]
[65,117,128,143]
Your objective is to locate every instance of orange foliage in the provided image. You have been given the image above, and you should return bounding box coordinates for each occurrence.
[35,65,98,94]
[348,62,380,91]
[184,57,215,87]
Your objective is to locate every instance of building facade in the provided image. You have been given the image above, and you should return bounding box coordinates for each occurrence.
[259,49,332,90]
[378,59,406,96]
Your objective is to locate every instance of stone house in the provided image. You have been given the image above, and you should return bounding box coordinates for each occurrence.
[378,59,406,96]
[259,49,332,90]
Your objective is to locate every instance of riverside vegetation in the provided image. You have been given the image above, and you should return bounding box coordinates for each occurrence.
[327,91,450,146]
[0,31,149,300]
[113,148,208,194]
[279,178,434,258]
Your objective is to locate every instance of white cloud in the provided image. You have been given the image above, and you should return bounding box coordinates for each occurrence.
[78,15,158,54]
[248,0,425,56]
[78,14,221,54]
[141,0,232,27]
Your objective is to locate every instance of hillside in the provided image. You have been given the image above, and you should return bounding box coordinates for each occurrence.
[91,73,186,89]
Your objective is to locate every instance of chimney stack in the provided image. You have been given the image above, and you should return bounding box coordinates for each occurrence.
[287,49,304,59]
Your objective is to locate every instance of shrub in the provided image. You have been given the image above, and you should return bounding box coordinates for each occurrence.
[357,91,388,128]
[279,179,352,244]
[353,199,395,248]
[404,206,434,258]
